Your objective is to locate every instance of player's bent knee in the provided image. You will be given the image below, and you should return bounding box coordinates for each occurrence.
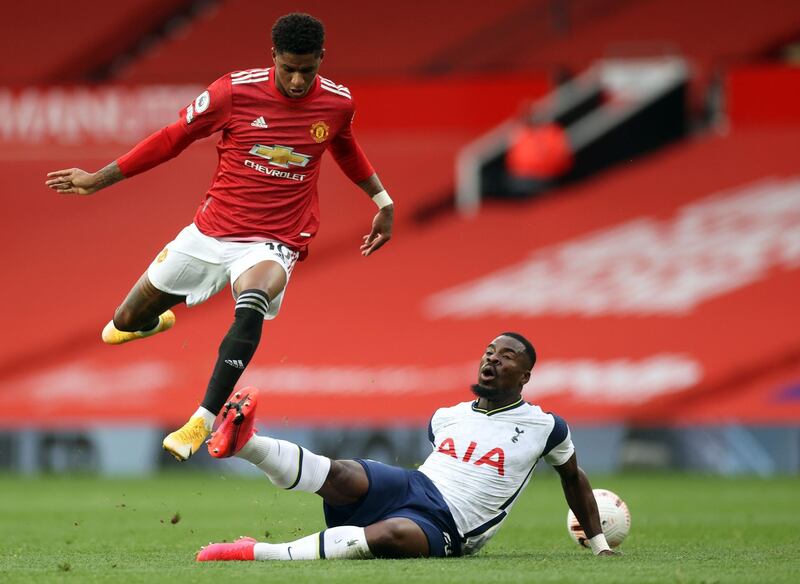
[318,460,369,506]
[324,460,349,485]
[365,519,429,559]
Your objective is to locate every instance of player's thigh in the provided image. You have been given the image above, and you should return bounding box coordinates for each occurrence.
[364,518,429,559]
[114,271,184,331]
[232,259,287,300]
[229,242,299,316]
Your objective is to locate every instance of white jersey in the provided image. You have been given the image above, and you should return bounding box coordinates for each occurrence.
[417,399,574,555]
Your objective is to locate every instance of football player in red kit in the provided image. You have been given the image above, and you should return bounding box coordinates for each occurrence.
[45,13,394,461]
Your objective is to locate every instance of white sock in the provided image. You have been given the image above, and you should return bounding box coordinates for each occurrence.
[253,526,372,561]
[192,406,216,432]
[321,526,373,559]
[236,435,331,493]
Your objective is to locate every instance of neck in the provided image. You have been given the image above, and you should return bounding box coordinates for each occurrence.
[473,390,521,412]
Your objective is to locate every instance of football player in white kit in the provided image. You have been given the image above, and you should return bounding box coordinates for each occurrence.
[197,333,616,561]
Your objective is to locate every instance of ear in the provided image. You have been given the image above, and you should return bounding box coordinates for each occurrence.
[520,370,531,387]
[319,48,326,61]
[271,47,277,62]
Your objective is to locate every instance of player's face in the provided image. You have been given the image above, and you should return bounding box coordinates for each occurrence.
[272,49,323,99]
[477,336,531,392]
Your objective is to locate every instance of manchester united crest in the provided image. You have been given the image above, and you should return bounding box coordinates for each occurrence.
[310,121,330,143]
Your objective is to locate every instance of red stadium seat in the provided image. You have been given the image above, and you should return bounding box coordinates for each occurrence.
[0,0,191,84]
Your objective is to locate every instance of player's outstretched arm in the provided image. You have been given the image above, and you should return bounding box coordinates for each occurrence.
[45,161,125,195]
[358,173,394,257]
[554,454,619,556]
[46,117,201,197]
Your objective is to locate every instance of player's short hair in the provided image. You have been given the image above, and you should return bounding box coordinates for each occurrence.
[499,332,537,369]
[272,13,325,55]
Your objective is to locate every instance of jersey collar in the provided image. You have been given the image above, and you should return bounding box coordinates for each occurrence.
[471,399,525,416]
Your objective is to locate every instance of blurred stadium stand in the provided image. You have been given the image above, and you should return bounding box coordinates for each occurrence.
[457,57,691,209]
[0,0,197,84]
[1,0,799,475]
[444,0,800,75]
[116,0,537,82]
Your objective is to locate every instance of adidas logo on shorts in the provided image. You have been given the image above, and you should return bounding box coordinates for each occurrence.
[224,359,245,369]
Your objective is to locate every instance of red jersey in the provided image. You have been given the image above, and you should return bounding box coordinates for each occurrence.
[118,67,374,253]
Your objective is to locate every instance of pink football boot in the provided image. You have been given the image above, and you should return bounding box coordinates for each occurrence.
[197,536,257,561]
[207,387,259,458]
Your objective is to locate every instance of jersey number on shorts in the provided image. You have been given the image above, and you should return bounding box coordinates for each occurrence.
[264,241,296,264]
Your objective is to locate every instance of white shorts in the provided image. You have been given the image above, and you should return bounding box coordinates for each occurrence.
[146,223,299,319]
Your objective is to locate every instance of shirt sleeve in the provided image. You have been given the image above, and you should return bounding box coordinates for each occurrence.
[179,75,233,139]
[116,76,232,178]
[427,408,444,450]
[116,121,194,178]
[542,413,575,466]
[328,105,375,184]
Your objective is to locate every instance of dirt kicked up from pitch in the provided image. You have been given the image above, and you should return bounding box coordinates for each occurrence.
[1,472,797,583]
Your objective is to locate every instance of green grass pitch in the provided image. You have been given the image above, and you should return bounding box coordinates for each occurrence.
[1,471,798,583]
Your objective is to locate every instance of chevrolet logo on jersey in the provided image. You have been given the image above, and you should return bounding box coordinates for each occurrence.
[249,144,312,168]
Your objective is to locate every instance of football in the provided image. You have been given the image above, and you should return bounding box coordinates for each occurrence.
[567,488,631,548]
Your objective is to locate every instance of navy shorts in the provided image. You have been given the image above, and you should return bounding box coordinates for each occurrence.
[323,459,462,557]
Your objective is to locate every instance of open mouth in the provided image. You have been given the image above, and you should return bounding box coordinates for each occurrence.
[479,366,496,382]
